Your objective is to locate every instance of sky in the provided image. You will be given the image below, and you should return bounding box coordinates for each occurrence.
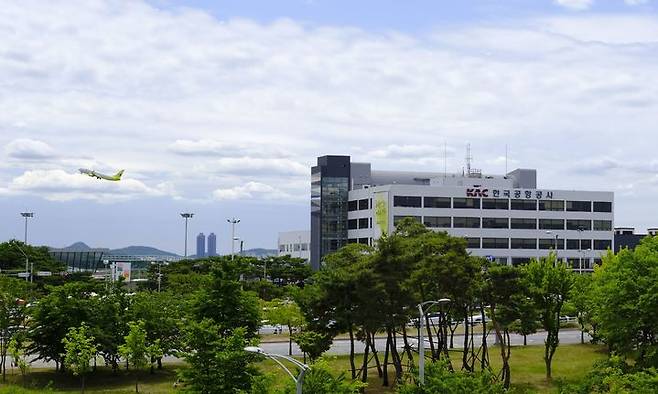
[2,0,658,254]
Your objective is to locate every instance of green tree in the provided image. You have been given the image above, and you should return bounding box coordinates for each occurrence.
[119,320,160,393]
[523,254,574,380]
[509,297,540,346]
[293,330,333,362]
[8,331,30,388]
[0,276,29,382]
[63,324,98,393]
[89,282,130,372]
[178,321,260,393]
[262,298,305,356]
[559,356,658,394]
[590,237,658,367]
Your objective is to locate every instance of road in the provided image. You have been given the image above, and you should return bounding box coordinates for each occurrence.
[260,329,590,356]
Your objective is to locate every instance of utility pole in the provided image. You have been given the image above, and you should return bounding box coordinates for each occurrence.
[227,218,240,260]
[20,212,34,244]
[180,213,194,257]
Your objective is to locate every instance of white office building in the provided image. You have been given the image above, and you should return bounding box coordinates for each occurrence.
[278,230,310,262]
[311,155,614,270]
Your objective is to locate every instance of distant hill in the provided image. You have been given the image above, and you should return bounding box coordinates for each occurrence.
[241,248,278,258]
[109,246,178,256]
[61,241,93,251]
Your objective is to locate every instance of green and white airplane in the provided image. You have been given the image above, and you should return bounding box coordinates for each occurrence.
[79,168,125,181]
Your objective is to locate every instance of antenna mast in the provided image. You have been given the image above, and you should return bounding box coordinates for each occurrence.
[465,143,481,178]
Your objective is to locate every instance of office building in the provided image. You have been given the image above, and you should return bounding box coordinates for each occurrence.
[614,227,657,253]
[278,230,310,262]
[207,232,217,256]
[310,155,614,271]
[196,233,205,258]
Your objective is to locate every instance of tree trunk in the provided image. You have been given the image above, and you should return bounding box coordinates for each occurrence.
[382,331,391,387]
[462,310,472,372]
[348,326,356,379]
[288,326,293,356]
[81,374,85,394]
[523,334,527,346]
[480,306,489,370]
[135,376,139,393]
[401,328,414,365]
[369,332,383,377]
[361,333,370,384]
[424,312,437,361]
[390,328,403,381]
[580,325,584,344]
[157,357,162,370]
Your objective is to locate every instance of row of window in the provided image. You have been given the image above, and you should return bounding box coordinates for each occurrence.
[278,243,309,253]
[347,238,372,245]
[393,196,612,212]
[510,257,602,267]
[462,237,612,250]
[394,216,613,231]
[347,218,372,230]
[347,198,370,211]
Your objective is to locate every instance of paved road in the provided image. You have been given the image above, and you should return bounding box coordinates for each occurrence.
[260,329,590,356]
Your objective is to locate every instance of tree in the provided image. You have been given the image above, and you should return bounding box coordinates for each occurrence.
[523,254,574,380]
[292,330,333,362]
[509,297,540,346]
[262,298,305,356]
[89,282,130,373]
[8,331,29,388]
[119,320,160,393]
[63,324,98,394]
[0,276,29,382]
[590,237,658,367]
[178,321,260,393]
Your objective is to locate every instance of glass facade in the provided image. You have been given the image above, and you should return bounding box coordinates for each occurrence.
[320,177,349,258]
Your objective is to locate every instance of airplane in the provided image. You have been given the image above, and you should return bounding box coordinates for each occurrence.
[79,168,125,181]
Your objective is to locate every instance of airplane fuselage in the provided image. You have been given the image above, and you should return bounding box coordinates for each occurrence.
[79,168,124,181]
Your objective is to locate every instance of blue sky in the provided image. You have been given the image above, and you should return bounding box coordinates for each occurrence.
[1,0,658,253]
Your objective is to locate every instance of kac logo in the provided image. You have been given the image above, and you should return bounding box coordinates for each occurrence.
[466,188,489,197]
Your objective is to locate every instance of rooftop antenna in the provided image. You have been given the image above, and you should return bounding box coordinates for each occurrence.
[466,143,472,176]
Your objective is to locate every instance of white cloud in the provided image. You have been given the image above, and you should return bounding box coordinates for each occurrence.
[554,0,594,10]
[4,139,56,159]
[212,181,295,201]
[625,0,649,5]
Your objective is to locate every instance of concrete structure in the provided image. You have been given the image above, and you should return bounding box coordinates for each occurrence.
[196,233,205,258]
[311,155,614,271]
[614,227,657,253]
[278,230,310,262]
[207,232,217,256]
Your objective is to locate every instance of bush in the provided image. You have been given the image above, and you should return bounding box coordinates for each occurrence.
[559,356,658,394]
[397,360,505,394]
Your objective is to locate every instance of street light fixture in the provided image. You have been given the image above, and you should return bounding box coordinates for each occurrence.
[227,218,240,260]
[417,298,451,385]
[244,346,309,394]
[180,213,194,257]
[20,212,34,245]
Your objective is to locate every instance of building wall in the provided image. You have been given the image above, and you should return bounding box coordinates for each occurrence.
[207,233,217,256]
[196,233,206,258]
[347,184,613,270]
[278,230,311,262]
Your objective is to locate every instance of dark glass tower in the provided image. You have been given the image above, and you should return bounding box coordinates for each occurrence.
[196,233,206,258]
[207,232,217,256]
[310,155,350,270]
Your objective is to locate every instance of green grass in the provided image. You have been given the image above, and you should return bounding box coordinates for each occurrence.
[0,343,606,393]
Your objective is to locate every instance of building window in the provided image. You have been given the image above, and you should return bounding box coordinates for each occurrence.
[482,198,509,210]
[593,220,612,231]
[424,216,451,228]
[567,219,591,231]
[511,199,537,210]
[539,219,565,230]
[465,237,480,248]
[347,238,357,244]
[581,239,592,250]
[566,200,592,212]
[453,217,480,228]
[348,219,358,230]
[567,239,592,250]
[482,217,509,229]
[539,238,564,249]
[358,199,369,210]
[510,218,537,230]
[453,198,481,209]
[279,245,285,252]
[348,200,358,211]
[593,201,612,212]
[482,238,509,249]
[512,257,532,266]
[301,243,308,251]
[394,215,422,225]
[393,196,422,208]
[358,238,369,244]
[511,238,537,249]
[424,196,451,208]
[539,200,564,211]
[594,239,612,250]
[358,218,369,229]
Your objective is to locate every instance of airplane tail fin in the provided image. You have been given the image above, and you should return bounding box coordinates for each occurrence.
[114,170,125,180]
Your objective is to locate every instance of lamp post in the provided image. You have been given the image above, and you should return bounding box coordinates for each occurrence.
[20,212,34,245]
[180,213,194,257]
[244,346,309,394]
[227,218,240,260]
[577,227,584,273]
[12,241,29,282]
[546,230,560,262]
[418,298,451,385]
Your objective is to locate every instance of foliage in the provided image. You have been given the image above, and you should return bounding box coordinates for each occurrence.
[396,360,505,394]
[590,237,658,367]
[523,254,574,379]
[284,359,366,394]
[293,331,333,362]
[118,320,160,393]
[62,324,97,393]
[0,276,30,382]
[178,322,259,394]
[0,241,64,273]
[7,332,29,387]
[559,356,658,394]
[262,298,305,355]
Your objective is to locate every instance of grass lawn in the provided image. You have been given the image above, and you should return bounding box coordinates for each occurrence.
[0,343,605,393]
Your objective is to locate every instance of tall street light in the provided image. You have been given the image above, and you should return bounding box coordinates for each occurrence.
[418,298,451,385]
[12,240,29,282]
[180,213,194,257]
[20,212,34,245]
[227,218,240,260]
[577,227,584,273]
[244,346,309,394]
[546,230,560,263]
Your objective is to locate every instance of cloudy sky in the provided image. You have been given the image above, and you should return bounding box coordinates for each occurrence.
[1,0,658,253]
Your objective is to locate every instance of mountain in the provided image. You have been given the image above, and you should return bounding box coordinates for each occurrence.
[59,241,94,251]
[241,248,278,258]
[109,246,179,256]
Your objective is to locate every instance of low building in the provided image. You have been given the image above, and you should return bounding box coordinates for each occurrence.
[614,227,657,253]
[278,230,310,262]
